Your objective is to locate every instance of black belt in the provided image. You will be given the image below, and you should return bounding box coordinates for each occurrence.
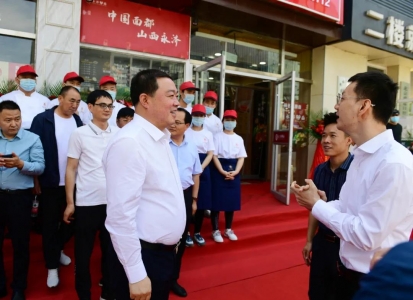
[140,239,180,252]
[0,188,31,195]
[337,263,365,283]
[324,233,340,243]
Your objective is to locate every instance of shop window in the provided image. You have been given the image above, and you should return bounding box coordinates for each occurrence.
[0,35,34,82]
[190,35,225,63]
[0,0,37,33]
[79,48,185,96]
[284,43,312,80]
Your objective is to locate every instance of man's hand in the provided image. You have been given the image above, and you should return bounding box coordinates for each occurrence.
[63,204,75,224]
[302,241,312,266]
[370,247,391,270]
[0,153,24,169]
[192,200,197,215]
[317,190,327,201]
[129,276,151,300]
[290,179,321,210]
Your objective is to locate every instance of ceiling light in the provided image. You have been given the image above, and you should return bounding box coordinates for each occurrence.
[207,55,214,59]
[259,61,266,65]
[208,77,214,80]
[251,64,257,67]
[215,52,222,57]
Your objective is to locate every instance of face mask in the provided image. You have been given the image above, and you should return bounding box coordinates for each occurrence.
[224,121,236,130]
[390,116,400,123]
[192,117,204,127]
[74,86,80,92]
[107,90,117,100]
[205,106,214,115]
[20,79,36,92]
[183,94,194,104]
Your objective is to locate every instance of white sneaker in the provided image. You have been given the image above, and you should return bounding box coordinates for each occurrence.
[224,229,238,241]
[60,251,71,266]
[47,269,59,288]
[212,230,224,243]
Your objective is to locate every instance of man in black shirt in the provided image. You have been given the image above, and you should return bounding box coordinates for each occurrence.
[302,112,353,300]
[386,109,402,143]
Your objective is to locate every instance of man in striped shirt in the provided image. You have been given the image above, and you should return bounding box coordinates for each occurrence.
[302,112,353,300]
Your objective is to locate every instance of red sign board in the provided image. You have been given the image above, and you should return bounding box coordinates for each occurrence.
[273,130,290,145]
[275,0,343,24]
[80,0,190,59]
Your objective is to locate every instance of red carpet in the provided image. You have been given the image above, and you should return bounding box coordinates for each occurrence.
[3,182,311,299]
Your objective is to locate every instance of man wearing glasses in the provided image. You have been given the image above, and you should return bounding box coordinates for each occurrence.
[30,86,83,288]
[63,90,117,300]
[292,72,413,299]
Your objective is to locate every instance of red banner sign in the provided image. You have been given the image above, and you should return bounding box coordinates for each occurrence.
[80,0,190,59]
[275,0,343,24]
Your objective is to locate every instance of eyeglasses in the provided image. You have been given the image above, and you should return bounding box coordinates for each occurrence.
[336,93,375,107]
[94,103,115,110]
[174,121,186,125]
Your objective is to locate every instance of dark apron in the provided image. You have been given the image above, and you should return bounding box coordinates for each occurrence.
[210,158,241,211]
[197,153,212,210]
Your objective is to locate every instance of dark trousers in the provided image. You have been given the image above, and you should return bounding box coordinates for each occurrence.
[308,231,341,300]
[193,209,204,233]
[109,242,176,300]
[40,186,74,269]
[75,205,111,300]
[173,187,192,281]
[211,211,234,231]
[336,264,364,300]
[0,190,32,291]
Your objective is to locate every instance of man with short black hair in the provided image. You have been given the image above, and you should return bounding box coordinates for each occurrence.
[0,100,45,300]
[116,107,134,128]
[30,86,83,288]
[386,109,402,143]
[292,71,413,299]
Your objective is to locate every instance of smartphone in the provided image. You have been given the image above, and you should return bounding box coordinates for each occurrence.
[1,154,13,158]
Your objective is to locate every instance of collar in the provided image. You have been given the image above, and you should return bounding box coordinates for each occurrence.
[88,121,112,135]
[0,128,24,141]
[134,114,170,142]
[322,153,354,172]
[169,135,188,147]
[357,130,394,154]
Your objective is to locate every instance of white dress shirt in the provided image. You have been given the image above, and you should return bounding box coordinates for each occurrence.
[67,121,118,206]
[204,113,223,135]
[169,137,203,190]
[184,127,215,154]
[214,132,247,159]
[0,90,48,129]
[47,98,92,125]
[103,115,186,284]
[312,130,413,273]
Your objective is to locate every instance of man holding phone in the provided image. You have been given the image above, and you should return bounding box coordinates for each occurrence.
[0,100,45,300]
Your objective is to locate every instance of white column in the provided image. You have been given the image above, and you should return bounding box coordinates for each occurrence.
[35,0,82,87]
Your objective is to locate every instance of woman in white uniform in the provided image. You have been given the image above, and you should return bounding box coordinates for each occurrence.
[210,110,247,243]
[185,104,215,246]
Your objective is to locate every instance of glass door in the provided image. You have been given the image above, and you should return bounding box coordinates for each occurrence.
[271,72,296,205]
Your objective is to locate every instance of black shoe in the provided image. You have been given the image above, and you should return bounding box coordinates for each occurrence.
[171,281,187,297]
[99,278,103,286]
[100,289,115,300]
[0,287,6,298]
[11,290,25,300]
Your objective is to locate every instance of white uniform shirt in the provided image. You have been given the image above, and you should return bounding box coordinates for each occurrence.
[67,121,118,206]
[204,113,223,135]
[312,130,413,273]
[109,101,126,128]
[103,115,186,283]
[185,127,215,154]
[178,104,192,114]
[214,132,247,159]
[0,90,48,129]
[54,113,78,186]
[48,98,92,125]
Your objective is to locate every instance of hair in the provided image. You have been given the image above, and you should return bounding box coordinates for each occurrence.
[348,71,398,125]
[323,112,338,128]
[59,85,80,97]
[0,100,20,112]
[178,107,192,124]
[86,90,113,105]
[117,107,135,120]
[130,69,172,106]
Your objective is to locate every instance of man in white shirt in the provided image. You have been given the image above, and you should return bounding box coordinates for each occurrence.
[99,76,126,128]
[103,69,186,300]
[63,90,117,300]
[178,81,199,113]
[291,71,413,299]
[0,65,48,129]
[30,86,83,289]
[168,107,202,297]
[47,72,92,125]
[202,91,223,135]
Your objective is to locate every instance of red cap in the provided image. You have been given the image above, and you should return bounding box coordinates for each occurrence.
[16,65,38,77]
[223,110,237,119]
[191,104,206,114]
[99,75,117,86]
[179,81,199,91]
[63,72,84,83]
[203,91,218,101]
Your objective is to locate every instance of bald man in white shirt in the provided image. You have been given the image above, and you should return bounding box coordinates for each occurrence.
[291,72,413,300]
[103,69,185,300]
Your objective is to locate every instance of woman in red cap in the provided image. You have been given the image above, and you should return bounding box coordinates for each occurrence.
[210,110,247,242]
[185,104,215,246]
